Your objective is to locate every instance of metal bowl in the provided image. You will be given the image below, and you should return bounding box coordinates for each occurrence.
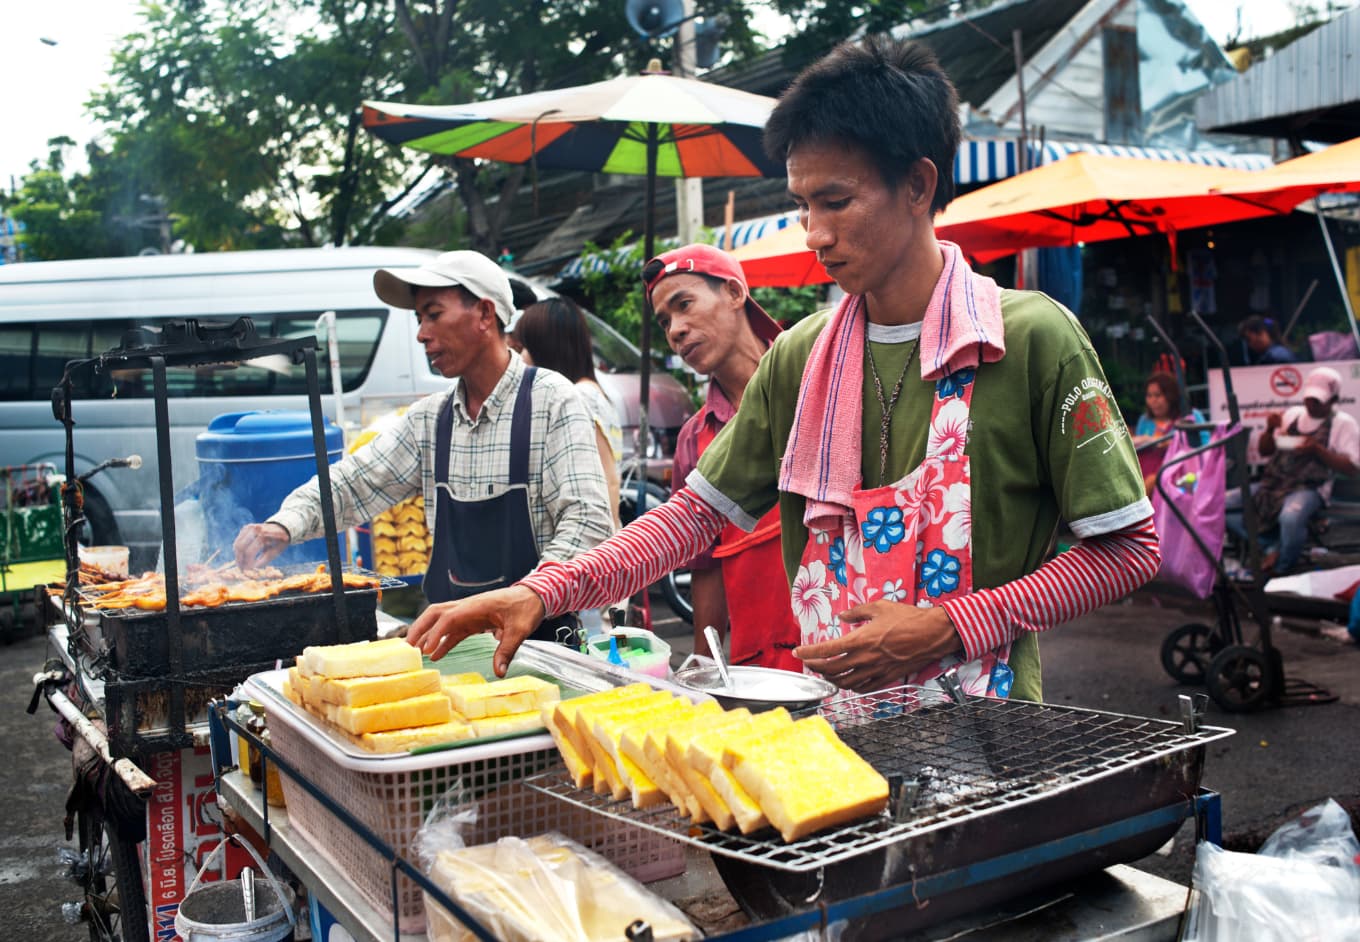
[672,664,838,713]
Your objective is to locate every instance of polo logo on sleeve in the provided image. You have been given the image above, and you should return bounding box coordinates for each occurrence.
[1060,377,1126,453]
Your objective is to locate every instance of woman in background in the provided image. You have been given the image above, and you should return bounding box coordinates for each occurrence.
[513,298,623,529]
[1132,370,1204,493]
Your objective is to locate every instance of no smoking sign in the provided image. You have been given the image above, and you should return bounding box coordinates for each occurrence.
[1270,367,1302,397]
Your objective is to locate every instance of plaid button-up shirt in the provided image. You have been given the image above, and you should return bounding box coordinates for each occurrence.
[271,355,614,568]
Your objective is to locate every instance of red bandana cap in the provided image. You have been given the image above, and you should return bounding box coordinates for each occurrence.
[644,243,782,344]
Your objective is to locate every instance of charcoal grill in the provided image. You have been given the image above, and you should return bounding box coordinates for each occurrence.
[54,317,374,755]
[526,685,1233,939]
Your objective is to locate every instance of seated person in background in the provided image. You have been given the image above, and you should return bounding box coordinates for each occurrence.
[1226,367,1360,574]
[1239,315,1297,365]
[1132,371,1205,494]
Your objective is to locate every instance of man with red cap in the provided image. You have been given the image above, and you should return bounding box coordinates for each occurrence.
[648,244,802,670]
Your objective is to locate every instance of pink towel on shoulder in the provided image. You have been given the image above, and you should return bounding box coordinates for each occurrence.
[778,241,1006,525]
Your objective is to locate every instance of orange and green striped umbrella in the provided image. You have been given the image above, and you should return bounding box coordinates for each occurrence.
[362,65,781,182]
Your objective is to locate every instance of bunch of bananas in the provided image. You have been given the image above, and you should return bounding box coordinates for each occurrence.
[369,496,432,576]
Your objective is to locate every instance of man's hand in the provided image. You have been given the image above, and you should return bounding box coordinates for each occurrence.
[406,585,546,676]
[1265,412,1284,432]
[794,602,963,693]
[234,523,290,570]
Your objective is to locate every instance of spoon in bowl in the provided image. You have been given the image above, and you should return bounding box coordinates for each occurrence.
[703,625,734,692]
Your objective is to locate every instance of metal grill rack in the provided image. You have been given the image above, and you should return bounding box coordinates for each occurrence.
[525,686,1233,873]
[75,565,407,617]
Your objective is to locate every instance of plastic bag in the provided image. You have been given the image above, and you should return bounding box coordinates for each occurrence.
[1183,800,1360,941]
[1258,798,1360,874]
[1309,331,1358,362]
[1152,427,1230,598]
[420,831,700,942]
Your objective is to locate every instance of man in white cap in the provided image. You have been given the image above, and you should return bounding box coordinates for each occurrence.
[234,251,614,637]
[1235,366,1360,573]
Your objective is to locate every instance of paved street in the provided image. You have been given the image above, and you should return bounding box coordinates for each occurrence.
[4,586,1358,938]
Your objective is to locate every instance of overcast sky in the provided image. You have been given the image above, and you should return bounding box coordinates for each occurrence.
[0,0,1335,189]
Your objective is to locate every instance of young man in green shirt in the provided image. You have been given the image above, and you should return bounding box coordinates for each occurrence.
[406,36,1159,701]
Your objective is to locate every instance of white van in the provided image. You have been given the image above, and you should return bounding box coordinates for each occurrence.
[0,247,694,567]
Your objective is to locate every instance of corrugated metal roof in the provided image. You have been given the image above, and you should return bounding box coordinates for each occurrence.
[1195,6,1360,142]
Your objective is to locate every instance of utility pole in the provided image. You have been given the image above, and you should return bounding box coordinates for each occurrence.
[673,0,703,246]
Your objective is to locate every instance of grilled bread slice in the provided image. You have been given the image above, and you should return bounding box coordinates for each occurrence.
[663,709,754,825]
[592,697,699,806]
[332,691,452,735]
[726,715,889,842]
[570,691,674,796]
[310,668,442,708]
[546,683,655,789]
[447,675,560,719]
[299,637,422,678]
[470,709,546,738]
[617,700,722,809]
[353,719,474,754]
[687,708,793,833]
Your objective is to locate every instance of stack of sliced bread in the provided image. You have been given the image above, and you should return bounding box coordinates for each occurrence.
[280,638,560,753]
[541,684,889,842]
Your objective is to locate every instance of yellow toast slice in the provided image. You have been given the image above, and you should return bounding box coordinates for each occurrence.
[619,700,721,810]
[448,675,560,719]
[440,672,486,688]
[663,709,753,824]
[571,691,675,797]
[687,708,793,833]
[547,684,655,789]
[299,637,422,678]
[310,668,441,707]
[353,719,475,754]
[543,704,595,789]
[727,716,889,842]
[332,692,452,735]
[592,697,697,805]
[470,709,546,738]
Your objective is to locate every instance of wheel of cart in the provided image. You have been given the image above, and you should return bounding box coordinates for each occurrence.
[1146,312,1337,712]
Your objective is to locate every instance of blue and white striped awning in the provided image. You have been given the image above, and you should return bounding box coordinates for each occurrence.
[554,140,1274,280]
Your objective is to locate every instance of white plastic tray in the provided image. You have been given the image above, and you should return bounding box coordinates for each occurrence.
[242,635,712,774]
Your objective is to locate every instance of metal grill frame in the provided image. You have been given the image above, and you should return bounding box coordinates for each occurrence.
[525,686,1233,873]
[75,564,405,619]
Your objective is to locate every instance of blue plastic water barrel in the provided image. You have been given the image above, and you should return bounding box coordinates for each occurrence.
[196,411,345,567]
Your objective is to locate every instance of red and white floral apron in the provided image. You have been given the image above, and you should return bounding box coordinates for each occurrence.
[790,366,1014,701]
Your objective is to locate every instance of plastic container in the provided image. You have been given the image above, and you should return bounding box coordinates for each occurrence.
[78,544,129,577]
[196,411,344,566]
[584,628,672,678]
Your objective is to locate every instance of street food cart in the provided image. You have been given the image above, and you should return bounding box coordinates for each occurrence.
[207,642,1231,942]
[32,316,1235,942]
[29,316,390,941]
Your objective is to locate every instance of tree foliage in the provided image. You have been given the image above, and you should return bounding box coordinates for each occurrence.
[9,0,869,259]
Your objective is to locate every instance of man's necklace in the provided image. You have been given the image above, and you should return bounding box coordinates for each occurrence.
[865,334,918,487]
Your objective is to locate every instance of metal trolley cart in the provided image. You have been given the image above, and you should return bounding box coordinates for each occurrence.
[29,316,387,941]
[1146,312,1337,712]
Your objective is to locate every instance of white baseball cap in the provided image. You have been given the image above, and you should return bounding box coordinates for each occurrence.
[373,251,515,326]
[1301,367,1342,403]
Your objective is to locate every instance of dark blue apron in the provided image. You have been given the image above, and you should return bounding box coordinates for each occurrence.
[424,367,575,643]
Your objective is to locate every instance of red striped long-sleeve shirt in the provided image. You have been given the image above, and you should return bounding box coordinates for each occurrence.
[521,488,1160,656]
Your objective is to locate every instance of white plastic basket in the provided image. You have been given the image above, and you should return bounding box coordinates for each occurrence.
[244,667,685,934]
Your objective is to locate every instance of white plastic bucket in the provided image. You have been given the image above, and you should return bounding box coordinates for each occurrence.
[174,835,296,942]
